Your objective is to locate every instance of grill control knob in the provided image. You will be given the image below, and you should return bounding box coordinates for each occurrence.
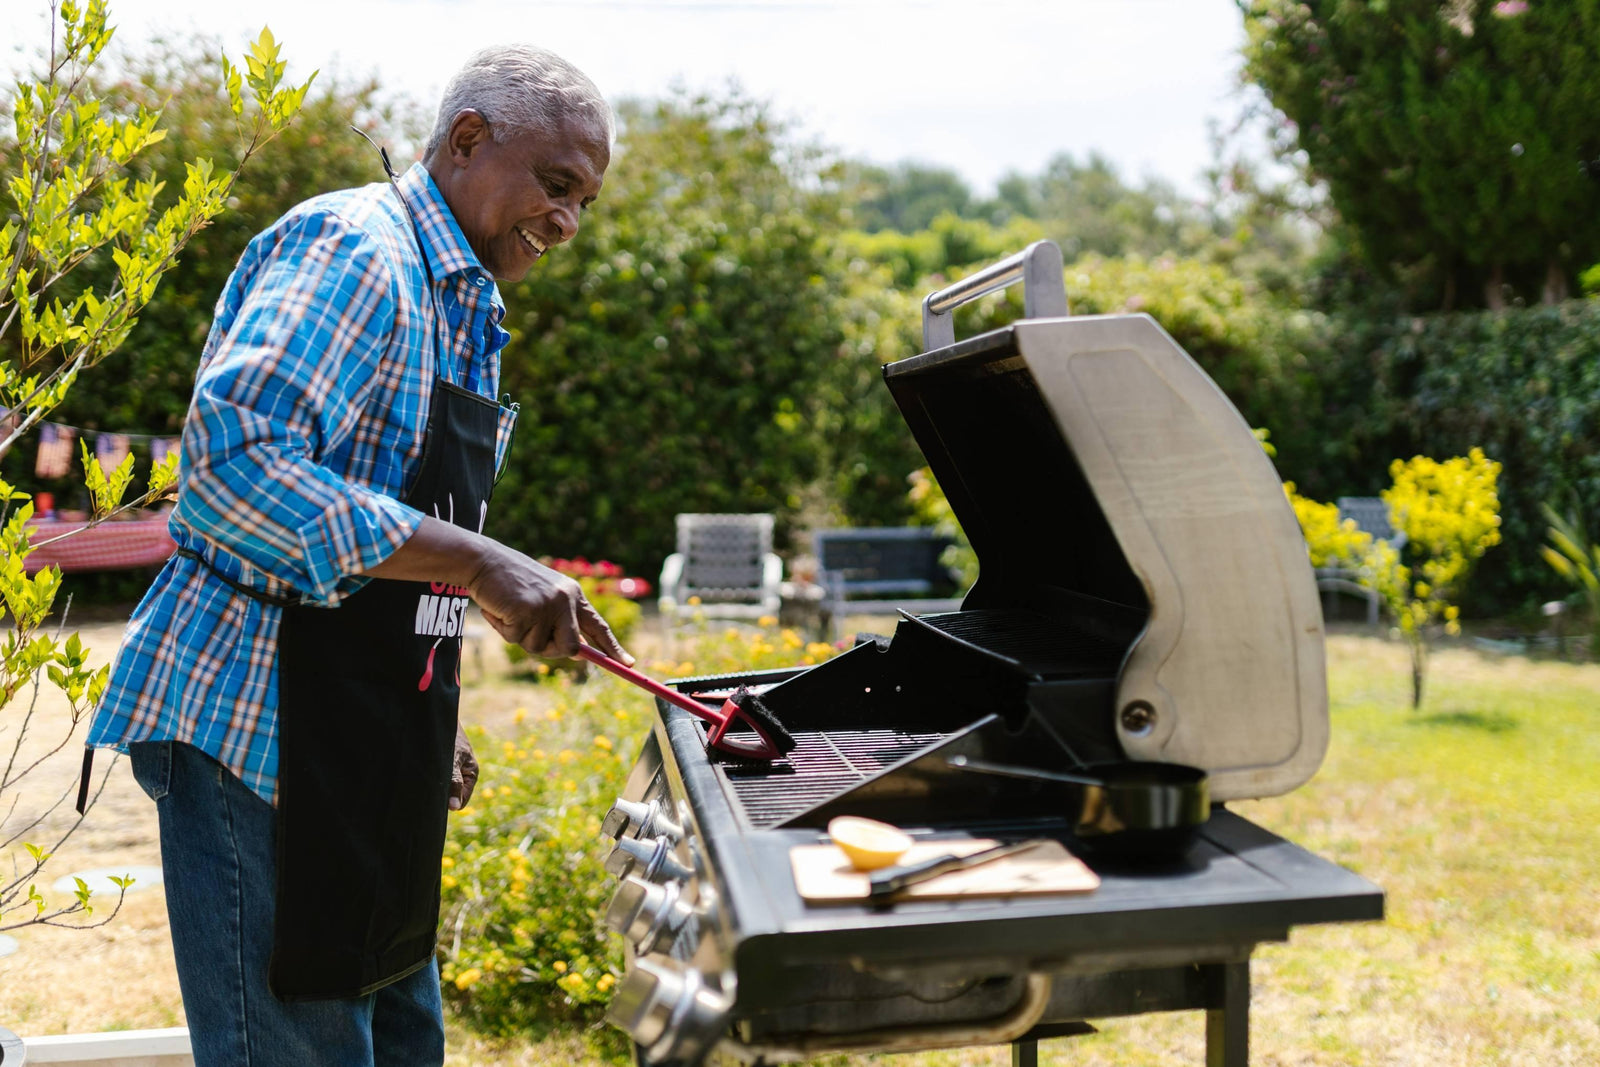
[602,798,683,842]
[604,876,698,955]
[606,957,731,1064]
[603,835,693,884]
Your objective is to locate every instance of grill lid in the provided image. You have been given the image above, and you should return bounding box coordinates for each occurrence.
[883,242,1327,801]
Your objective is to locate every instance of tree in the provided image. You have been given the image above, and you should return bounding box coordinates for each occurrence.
[487,93,854,572]
[1290,451,1502,708]
[1239,0,1600,309]
[991,151,1205,260]
[0,0,310,933]
[839,160,977,233]
[0,38,415,483]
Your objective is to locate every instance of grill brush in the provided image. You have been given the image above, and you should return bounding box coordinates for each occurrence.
[576,645,796,760]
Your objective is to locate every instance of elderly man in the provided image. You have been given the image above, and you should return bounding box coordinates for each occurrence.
[83,45,622,1065]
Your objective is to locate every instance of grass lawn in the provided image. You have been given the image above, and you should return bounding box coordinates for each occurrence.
[445,631,1600,1066]
[3,626,1594,1065]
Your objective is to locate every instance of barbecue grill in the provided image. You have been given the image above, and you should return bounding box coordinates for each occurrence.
[599,242,1384,1066]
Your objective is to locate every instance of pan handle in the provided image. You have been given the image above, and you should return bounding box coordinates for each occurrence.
[921,239,1068,350]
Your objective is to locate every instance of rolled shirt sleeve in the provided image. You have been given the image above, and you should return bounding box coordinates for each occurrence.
[176,209,426,605]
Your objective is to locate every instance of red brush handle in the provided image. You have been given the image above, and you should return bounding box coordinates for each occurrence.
[575,645,730,728]
[575,645,781,759]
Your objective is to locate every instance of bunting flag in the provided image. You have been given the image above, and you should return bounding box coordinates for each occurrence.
[149,436,179,468]
[35,423,76,479]
[22,415,180,483]
[95,433,132,475]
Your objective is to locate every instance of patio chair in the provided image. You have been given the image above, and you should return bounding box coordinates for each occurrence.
[658,513,783,652]
[1314,496,1408,626]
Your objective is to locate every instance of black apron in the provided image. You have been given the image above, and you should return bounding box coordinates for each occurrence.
[262,160,516,999]
[268,375,503,1000]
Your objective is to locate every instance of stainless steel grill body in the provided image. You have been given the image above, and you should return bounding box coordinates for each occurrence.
[601,693,1380,1063]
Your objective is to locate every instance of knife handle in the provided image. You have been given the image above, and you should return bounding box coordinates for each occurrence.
[867,852,965,899]
[866,839,1043,900]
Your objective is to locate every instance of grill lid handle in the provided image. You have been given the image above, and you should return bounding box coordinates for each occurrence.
[921,239,1067,350]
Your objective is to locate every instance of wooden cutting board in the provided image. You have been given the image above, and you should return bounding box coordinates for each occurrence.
[791,838,1099,904]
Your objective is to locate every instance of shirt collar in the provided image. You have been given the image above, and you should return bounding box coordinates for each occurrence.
[396,162,490,285]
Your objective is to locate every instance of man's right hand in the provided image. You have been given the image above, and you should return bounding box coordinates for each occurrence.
[364,516,633,665]
[469,543,632,664]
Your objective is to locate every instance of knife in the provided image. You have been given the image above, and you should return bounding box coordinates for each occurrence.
[866,839,1045,900]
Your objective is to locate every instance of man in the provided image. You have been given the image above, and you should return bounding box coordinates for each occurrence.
[84,45,626,1065]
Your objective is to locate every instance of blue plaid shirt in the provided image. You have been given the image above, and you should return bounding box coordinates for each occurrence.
[88,163,514,805]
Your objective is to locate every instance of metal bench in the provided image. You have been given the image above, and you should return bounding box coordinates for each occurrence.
[813,526,967,640]
[1314,496,1407,626]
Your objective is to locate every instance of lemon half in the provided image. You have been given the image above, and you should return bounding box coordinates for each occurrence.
[828,816,912,871]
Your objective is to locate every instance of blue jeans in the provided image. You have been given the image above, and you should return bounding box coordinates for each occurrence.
[129,740,445,1067]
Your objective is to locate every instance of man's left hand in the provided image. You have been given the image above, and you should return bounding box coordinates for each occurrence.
[449,723,478,811]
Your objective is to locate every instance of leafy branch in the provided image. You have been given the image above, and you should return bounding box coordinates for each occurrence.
[0,3,316,459]
[0,0,310,935]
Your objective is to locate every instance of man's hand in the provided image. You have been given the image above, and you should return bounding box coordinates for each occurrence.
[470,544,633,665]
[364,516,634,666]
[449,723,478,811]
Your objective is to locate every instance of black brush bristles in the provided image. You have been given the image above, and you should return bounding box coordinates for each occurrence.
[729,686,798,756]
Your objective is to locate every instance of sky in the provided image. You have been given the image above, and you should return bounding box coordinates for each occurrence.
[2,0,1253,198]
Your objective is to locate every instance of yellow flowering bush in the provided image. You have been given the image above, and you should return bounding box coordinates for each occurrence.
[437,709,628,1034]
[1249,433,1497,705]
[1375,450,1501,706]
[1287,450,1501,708]
[907,466,978,587]
[439,621,836,1035]
[1284,481,1374,570]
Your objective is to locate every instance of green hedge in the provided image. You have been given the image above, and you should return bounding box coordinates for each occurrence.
[1280,300,1600,617]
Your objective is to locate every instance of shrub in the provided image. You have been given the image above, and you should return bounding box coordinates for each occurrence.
[1293,301,1600,615]
[1379,450,1503,706]
[1287,452,1502,708]
[1540,502,1600,656]
[439,623,836,1035]
[1283,482,1373,570]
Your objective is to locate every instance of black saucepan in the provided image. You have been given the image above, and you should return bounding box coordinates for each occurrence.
[946,755,1211,860]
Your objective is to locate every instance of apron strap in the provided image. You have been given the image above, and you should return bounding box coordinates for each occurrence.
[75,747,94,815]
[495,396,520,486]
[175,547,301,608]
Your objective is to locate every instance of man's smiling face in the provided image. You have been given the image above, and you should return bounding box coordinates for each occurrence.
[430,110,609,282]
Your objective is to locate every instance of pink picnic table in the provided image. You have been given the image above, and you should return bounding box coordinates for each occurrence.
[24,514,178,574]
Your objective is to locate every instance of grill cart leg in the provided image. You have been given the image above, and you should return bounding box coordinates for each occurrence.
[1011,1038,1039,1067]
[1203,960,1250,1067]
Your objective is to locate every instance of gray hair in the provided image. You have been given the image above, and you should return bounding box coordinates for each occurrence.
[424,45,614,161]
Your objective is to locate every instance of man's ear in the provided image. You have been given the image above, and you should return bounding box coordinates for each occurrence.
[447,110,491,167]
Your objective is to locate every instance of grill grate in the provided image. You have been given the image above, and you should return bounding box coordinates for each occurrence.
[718,727,948,828]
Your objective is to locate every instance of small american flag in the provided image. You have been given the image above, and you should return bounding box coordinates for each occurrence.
[96,433,132,475]
[35,423,75,479]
